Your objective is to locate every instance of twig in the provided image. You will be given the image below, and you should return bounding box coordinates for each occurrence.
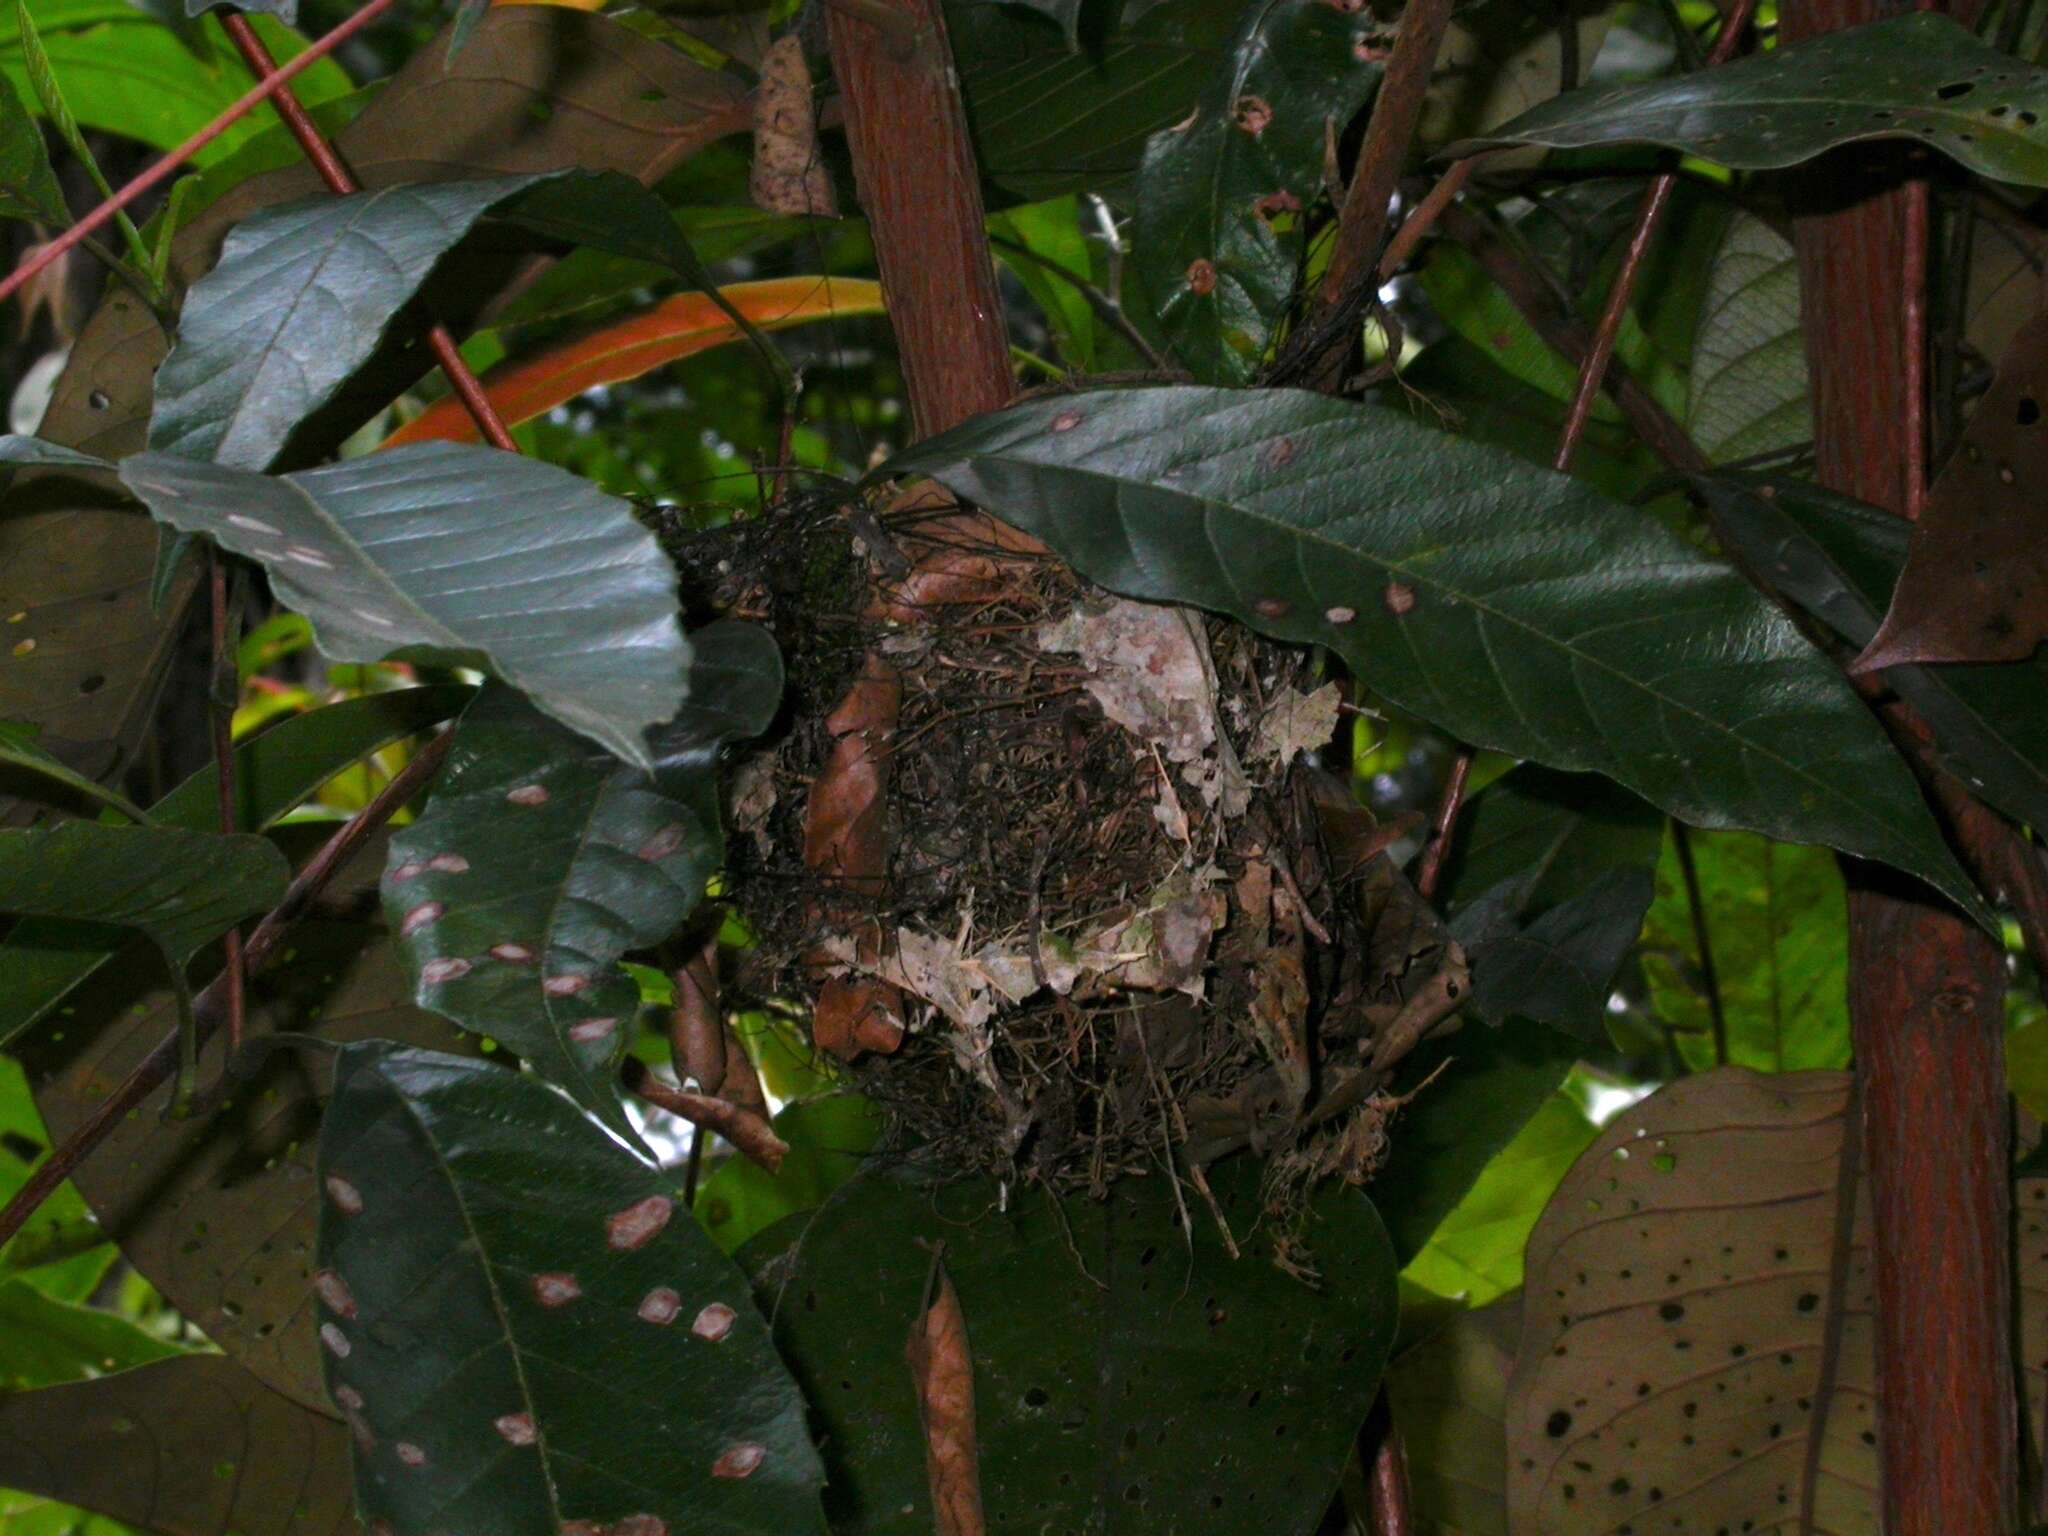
[1365,1409,1415,1535]
[209,550,246,1053]
[0,727,454,1252]
[1553,0,1757,472]
[1670,820,1728,1067]
[214,10,519,453]
[986,232,1172,372]
[1375,157,1481,282]
[0,0,401,311]
[1414,747,1473,903]
[1301,0,1457,386]
[623,1058,790,1173]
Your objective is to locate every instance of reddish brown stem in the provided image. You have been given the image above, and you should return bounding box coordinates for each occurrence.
[623,1059,789,1173]
[0,727,454,1254]
[1376,158,1479,282]
[1365,1417,1414,1535]
[208,550,245,1053]
[1413,747,1473,904]
[214,10,519,454]
[1554,0,1756,471]
[0,0,399,310]
[1306,0,1457,385]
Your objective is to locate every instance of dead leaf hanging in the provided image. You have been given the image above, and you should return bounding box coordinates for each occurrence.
[906,1257,988,1536]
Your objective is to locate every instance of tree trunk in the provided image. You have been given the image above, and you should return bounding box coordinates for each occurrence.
[1785,0,2017,1525]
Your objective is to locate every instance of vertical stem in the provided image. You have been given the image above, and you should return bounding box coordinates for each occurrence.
[1784,0,2015,1521]
[208,549,245,1054]
[214,9,521,454]
[1669,821,1727,1067]
[1363,1399,1414,1535]
[1414,747,1473,904]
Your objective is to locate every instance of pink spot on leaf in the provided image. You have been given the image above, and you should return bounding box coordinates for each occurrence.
[426,852,470,874]
[569,1017,619,1044]
[507,784,550,807]
[543,974,591,997]
[1051,410,1084,433]
[395,1442,426,1469]
[421,957,472,985]
[333,1384,365,1412]
[490,943,536,964]
[692,1302,738,1342]
[388,862,425,885]
[495,1412,538,1446]
[1325,606,1358,625]
[1233,94,1272,135]
[325,1175,363,1215]
[638,1287,682,1325]
[533,1272,582,1308]
[1382,580,1417,616]
[313,1269,357,1319]
[1186,259,1218,296]
[614,1517,668,1536]
[319,1323,351,1358]
[607,1195,674,1252]
[636,823,688,862]
[400,901,444,938]
[712,1442,768,1480]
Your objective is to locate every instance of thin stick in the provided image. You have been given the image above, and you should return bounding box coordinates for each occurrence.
[0,0,401,310]
[1902,178,1930,520]
[0,727,453,1252]
[1553,0,1758,472]
[1300,0,1456,387]
[623,1058,790,1173]
[209,550,246,1053]
[213,11,520,454]
[1375,157,1479,282]
[1414,747,1473,903]
[1670,820,1728,1067]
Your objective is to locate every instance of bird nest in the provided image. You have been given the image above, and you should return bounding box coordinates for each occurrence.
[662,484,1467,1205]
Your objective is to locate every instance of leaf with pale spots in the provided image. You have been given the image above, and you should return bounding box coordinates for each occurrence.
[383,624,782,1147]
[114,445,688,770]
[880,386,1981,917]
[748,1156,1397,1533]
[1129,0,1385,384]
[315,1042,825,1536]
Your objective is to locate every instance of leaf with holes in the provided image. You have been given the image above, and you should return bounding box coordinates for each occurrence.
[1509,1069,1885,1532]
[1439,764,1665,1037]
[0,1355,355,1536]
[0,684,469,1045]
[753,1156,1397,1533]
[382,625,780,1146]
[1641,828,1849,1073]
[380,278,884,449]
[1687,213,1810,465]
[881,386,1980,916]
[1698,473,2048,834]
[116,444,686,770]
[1451,12,2048,185]
[316,1042,826,1535]
[950,0,1241,201]
[14,826,464,1412]
[1131,0,1383,383]
[0,823,283,981]
[0,69,62,225]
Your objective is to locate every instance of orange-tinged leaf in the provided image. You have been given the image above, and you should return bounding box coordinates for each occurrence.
[381,277,885,448]
[494,0,607,10]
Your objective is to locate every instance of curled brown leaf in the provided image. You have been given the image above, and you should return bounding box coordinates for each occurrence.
[906,1259,985,1536]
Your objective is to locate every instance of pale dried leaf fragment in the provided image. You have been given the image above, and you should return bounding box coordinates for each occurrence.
[906,1262,985,1536]
[1251,682,1342,768]
[750,34,838,218]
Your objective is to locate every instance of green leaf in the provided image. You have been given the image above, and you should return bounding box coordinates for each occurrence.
[1699,474,2048,835]
[0,70,62,225]
[693,1094,882,1255]
[1453,12,2048,187]
[1383,1300,1518,1536]
[316,1042,827,1535]
[1641,827,1849,1072]
[184,0,296,22]
[1439,764,1666,1036]
[991,0,1082,47]
[0,685,471,1045]
[1131,0,1382,383]
[1372,1018,1585,1265]
[882,387,1981,914]
[0,1057,112,1303]
[117,444,688,770]
[0,1355,355,1535]
[382,625,780,1146]
[988,195,1097,371]
[150,173,555,470]
[0,433,116,477]
[0,822,284,971]
[756,1156,1398,1534]
[0,718,153,825]
[0,1279,183,1391]
[1686,213,1810,466]
[950,0,1240,201]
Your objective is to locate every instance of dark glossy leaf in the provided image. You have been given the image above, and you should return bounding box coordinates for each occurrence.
[1510,1069,1881,1531]
[1454,13,2048,186]
[0,7,745,826]
[990,0,1082,46]
[316,1042,826,1535]
[1130,0,1381,383]
[0,70,62,225]
[0,1355,357,1536]
[118,445,687,770]
[1440,764,1664,1035]
[1699,473,2048,834]
[950,0,1239,200]
[883,387,1980,914]
[0,685,470,1043]
[1644,827,1848,1072]
[17,827,463,1413]
[757,1156,1398,1534]
[0,717,153,825]
[1372,1018,1585,1265]
[0,432,118,478]
[150,173,556,470]
[0,822,283,969]
[382,625,780,1145]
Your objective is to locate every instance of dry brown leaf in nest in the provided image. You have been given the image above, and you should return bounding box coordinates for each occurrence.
[906,1259,986,1536]
[749,34,838,218]
[803,655,900,891]
[1252,682,1343,768]
[624,1061,792,1171]
[813,974,906,1060]
[1859,309,2048,668]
